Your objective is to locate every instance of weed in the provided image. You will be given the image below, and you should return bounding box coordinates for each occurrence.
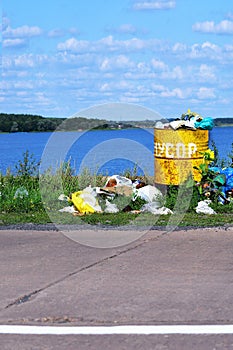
[15,150,40,178]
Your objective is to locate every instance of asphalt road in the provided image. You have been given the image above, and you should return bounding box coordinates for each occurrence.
[1,226,233,349]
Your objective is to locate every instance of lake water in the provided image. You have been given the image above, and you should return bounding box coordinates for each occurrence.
[0,127,232,176]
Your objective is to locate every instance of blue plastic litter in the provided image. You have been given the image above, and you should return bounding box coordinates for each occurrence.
[194,117,214,130]
[209,167,233,197]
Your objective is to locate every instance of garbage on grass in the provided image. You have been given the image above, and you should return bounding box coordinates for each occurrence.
[59,175,172,216]
[141,202,173,215]
[195,200,216,215]
[134,185,163,203]
[14,187,29,199]
[208,167,233,201]
[105,175,132,188]
[59,205,77,214]
[104,200,119,213]
[58,194,69,202]
[70,186,102,214]
[196,165,233,205]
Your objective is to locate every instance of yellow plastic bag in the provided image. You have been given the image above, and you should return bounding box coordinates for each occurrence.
[71,190,101,214]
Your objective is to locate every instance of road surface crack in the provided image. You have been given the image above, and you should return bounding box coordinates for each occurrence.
[4,231,166,310]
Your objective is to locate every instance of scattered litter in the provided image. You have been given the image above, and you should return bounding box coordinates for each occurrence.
[104,200,119,213]
[105,175,132,188]
[134,185,163,203]
[59,175,171,216]
[209,167,233,200]
[58,194,69,201]
[141,203,173,215]
[59,206,77,214]
[102,185,133,197]
[195,200,216,215]
[70,186,102,214]
[132,179,146,189]
[14,187,29,199]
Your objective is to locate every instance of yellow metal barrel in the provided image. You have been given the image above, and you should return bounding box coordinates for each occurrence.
[154,128,209,185]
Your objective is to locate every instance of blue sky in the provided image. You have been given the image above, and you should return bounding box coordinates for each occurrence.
[2,0,233,120]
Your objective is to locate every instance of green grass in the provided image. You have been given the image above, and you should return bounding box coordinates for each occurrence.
[1,210,233,228]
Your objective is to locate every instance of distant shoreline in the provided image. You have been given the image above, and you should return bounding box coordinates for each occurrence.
[1,112,233,133]
[1,124,233,134]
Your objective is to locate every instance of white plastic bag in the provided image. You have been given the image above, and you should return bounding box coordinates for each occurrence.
[14,187,29,199]
[141,203,173,215]
[195,200,216,215]
[105,175,132,188]
[134,185,163,203]
[104,200,119,213]
[59,206,77,213]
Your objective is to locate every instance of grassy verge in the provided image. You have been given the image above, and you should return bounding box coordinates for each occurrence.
[1,211,233,228]
[1,151,233,228]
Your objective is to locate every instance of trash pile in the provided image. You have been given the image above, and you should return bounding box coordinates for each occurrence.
[57,107,232,217]
[197,166,233,203]
[194,162,233,214]
[59,175,173,216]
[155,109,214,131]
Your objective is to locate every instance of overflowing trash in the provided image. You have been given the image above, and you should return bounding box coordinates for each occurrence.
[57,108,232,218]
[155,108,214,131]
[59,175,173,216]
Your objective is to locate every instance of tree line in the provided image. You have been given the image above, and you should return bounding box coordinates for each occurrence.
[1,113,233,133]
[0,113,64,132]
[0,113,131,132]
[214,118,233,126]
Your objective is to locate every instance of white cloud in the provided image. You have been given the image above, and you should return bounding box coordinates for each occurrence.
[3,24,43,38]
[2,16,10,31]
[3,38,27,48]
[48,28,65,38]
[151,58,167,71]
[172,42,187,52]
[14,81,34,89]
[227,12,233,20]
[201,41,219,51]
[137,62,150,72]
[100,80,133,92]
[151,84,165,92]
[189,41,221,59]
[2,70,29,78]
[132,0,176,10]
[57,35,163,53]
[107,23,137,35]
[14,55,36,68]
[161,66,183,79]
[16,91,29,97]
[224,44,233,53]
[99,55,133,71]
[193,20,233,35]
[161,87,184,98]
[197,87,216,99]
[3,54,50,69]
[198,64,216,81]
[57,37,90,52]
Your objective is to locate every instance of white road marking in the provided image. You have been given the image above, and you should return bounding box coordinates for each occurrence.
[1,325,233,335]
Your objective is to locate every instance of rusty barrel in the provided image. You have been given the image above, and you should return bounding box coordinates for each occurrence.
[154,128,209,185]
